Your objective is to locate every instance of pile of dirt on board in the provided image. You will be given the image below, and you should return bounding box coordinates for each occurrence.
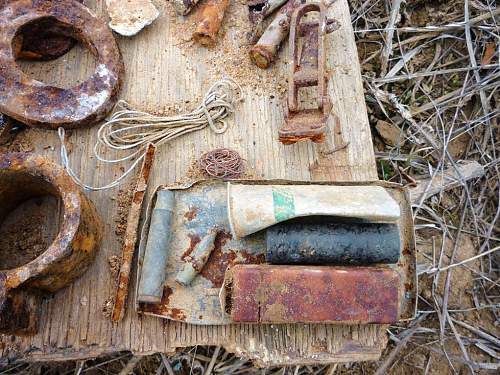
[0,196,59,270]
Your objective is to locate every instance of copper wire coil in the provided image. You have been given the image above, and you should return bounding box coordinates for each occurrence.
[199,148,244,179]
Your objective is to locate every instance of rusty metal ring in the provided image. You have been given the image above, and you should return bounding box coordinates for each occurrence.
[0,153,102,334]
[0,0,124,129]
[1,0,84,61]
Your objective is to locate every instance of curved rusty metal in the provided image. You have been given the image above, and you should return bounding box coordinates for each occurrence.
[0,0,124,129]
[0,153,102,335]
[0,0,83,60]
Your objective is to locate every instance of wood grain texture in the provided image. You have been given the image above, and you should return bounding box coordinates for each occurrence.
[1,0,385,365]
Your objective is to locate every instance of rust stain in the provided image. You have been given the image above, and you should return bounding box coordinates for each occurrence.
[0,152,102,334]
[0,0,123,129]
[140,286,186,321]
[239,250,265,264]
[181,233,201,261]
[184,206,198,221]
[199,230,235,287]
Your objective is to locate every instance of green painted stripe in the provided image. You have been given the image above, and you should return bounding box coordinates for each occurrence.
[272,188,295,222]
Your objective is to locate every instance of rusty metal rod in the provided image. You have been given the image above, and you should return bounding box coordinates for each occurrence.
[193,0,230,47]
[111,144,156,322]
[249,0,302,69]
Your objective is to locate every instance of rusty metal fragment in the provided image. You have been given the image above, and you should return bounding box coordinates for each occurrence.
[222,265,402,324]
[175,229,217,286]
[249,0,301,69]
[1,0,83,60]
[248,0,287,23]
[280,2,337,144]
[172,0,201,15]
[193,0,230,47]
[105,0,159,37]
[0,153,102,335]
[112,144,156,322]
[247,0,287,42]
[0,0,124,129]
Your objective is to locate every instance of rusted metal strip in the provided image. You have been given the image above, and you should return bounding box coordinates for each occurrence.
[192,0,230,47]
[1,0,83,61]
[222,264,402,324]
[280,2,338,144]
[0,153,102,334]
[0,0,124,129]
[112,144,156,322]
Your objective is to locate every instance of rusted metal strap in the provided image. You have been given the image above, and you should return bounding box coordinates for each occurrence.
[0,0,123,129]
[222,264,402,324]
[280,2,338,144]
[112,144,156,322]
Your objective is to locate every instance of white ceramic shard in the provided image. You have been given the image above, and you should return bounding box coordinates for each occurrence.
[105,0,159,37]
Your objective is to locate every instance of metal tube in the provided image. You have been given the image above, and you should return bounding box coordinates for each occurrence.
[192,0,230,47]
[175,230,217,286]
[249,0,301,69]
[137,190,175,304]
[266,221,401,265]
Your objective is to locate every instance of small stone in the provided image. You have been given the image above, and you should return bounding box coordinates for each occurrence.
[375,120,403,146]
[105,0,159,37]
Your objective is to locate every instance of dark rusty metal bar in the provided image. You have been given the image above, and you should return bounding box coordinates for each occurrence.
[279,2,337,144]
[0,153,102,334]
[112,144,156,322]
[1,0,83,61]
[222,264,402,324]
[266,221,401,265]
[193,0,230,47]
[0,0,124,129]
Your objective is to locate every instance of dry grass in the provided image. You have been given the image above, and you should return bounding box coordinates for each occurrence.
[1,0,498,373]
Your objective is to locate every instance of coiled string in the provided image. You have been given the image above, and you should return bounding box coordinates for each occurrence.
[59,78,243,191]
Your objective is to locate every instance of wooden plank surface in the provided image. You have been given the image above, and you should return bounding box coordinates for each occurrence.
[0,0,386,365]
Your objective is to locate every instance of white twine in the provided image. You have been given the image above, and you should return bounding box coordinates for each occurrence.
[59,78,243,191]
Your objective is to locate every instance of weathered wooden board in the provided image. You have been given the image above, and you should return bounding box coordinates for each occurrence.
[0,0,387,366]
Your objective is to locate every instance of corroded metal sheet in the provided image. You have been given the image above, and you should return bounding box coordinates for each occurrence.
[0,153,102,335]
[136,179,417,325]
[222,265,402,324]
[0,0,123,129]
[137,181,265,325]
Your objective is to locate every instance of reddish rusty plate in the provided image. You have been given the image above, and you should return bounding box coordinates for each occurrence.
[222,264,402,324]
